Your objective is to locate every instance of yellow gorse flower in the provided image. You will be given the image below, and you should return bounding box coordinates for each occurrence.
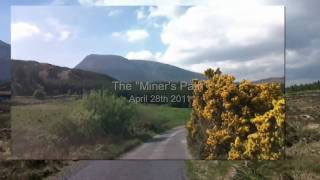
[186,68,285,160]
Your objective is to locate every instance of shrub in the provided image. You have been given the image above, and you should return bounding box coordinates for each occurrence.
[49,116,86,145]
[33,89,46,100]
[72,90,137,138]
[186,68,285,160]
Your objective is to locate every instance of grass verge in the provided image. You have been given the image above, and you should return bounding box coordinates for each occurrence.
[0,160,67,180]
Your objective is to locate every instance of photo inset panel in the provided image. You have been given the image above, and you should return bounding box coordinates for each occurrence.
[11,5,284,160]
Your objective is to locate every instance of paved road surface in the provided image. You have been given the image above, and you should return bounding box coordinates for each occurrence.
[51,126,192,180]
[121,126,191,159]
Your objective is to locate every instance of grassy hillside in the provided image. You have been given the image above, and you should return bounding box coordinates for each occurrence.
[12,60,116,96]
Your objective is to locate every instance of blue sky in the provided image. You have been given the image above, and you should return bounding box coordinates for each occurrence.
[0,0,10,43]
[0,0,51,43]
[12,6,170,67]
[2,0,319,85]
[11,4,285,83]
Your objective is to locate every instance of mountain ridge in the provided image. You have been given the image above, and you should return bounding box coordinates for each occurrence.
[12,60,116,96]
[75,54,205,82]
[253,77,284,84]
[0,40,11,84]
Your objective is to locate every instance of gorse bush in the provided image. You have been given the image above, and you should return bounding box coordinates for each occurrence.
[33,89,46,100]
[73,90,137,138]
[186,68,285,160]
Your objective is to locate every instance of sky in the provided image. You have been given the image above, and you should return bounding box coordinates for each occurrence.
[11,6,168,67]
[1,0,319,85]
[0,0,10,43]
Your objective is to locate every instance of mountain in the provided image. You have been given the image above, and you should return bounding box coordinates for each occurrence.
[12,60,116,96]
[0,40,10,59]
[0,40,11,84]
[254,77,285,84]
[75,54,205,82]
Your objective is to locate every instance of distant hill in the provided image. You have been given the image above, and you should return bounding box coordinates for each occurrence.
[0,40,10,59]
[75,54,205,82]
[254,77,285,84]
[12,60,116,96]
[0,40,11,84]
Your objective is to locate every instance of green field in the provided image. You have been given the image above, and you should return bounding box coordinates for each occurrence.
[11,95,191,159]
[136,104,191,129]
[186,90,320,180]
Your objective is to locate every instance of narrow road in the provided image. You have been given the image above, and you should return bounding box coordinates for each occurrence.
[51,126,192,180]
[121,126,192,159]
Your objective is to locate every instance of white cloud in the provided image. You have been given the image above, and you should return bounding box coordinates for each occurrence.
[12,18,76,43]
[46,18,75,41]
[78,0,188,6]
[76,0,270,6]
[126,50,162,60]
[78,0,96,5]
[111,32,122,37]
[78,0,219,6]
[185,52,283,81]
[112,29,149,42]
[108,9,121,16]
[136,7,177,29]
[59,30,71,41]
[51,0,78,5]
[11,22,41,42]
[43,32,54,42]
[137,8,146,20]
[148,6,184,19]
[126,29,149,42]
[159,5,284,80]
